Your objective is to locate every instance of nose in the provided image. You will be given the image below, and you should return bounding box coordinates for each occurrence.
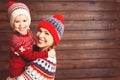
[39,32,44,38]
[19,21,24,27]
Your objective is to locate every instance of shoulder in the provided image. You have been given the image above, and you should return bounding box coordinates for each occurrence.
[11,32,20,40]
[10,32,22,43]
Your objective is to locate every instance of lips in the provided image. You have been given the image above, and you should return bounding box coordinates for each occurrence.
[38,39,45,43]
[19,27,26,32]
[38,38,46,43]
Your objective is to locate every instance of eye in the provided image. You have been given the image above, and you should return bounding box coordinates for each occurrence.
[15,20,19,23]
[23,20,27,22]
[45,32,50,35]
[38,29,42,33]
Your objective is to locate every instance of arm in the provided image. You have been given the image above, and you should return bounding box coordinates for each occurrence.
[18,48,48,61]
[17,46,56,61]
[11,33,48,61]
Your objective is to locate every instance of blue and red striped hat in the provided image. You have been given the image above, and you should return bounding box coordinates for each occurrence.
[37,14,64,46]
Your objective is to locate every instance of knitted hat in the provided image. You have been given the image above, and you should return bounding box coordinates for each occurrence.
[7,1,31,27]
[37,14,64,46]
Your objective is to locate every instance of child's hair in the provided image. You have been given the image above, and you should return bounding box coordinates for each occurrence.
[37,14,64,46]
[7,1,31,28]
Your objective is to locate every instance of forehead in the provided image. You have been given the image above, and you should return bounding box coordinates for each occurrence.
[39,28,49,32]
[15,14,28,19]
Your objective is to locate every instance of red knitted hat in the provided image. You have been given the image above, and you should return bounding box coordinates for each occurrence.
[7,1,31,28]
[37,14,64,46]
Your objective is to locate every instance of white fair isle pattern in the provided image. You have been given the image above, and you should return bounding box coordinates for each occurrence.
[17,58,56,80]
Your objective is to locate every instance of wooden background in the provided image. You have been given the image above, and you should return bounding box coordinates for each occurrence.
[0,0,120,80]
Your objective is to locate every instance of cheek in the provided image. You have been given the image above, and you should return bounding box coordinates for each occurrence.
[36,33,39,39]
[14,23,19,29]
[13,26,18,31]
[25,22,29,26]
[13,23,17,27]
[47,37,54,45]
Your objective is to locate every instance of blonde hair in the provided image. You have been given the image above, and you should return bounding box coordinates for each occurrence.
[42,43,56,52]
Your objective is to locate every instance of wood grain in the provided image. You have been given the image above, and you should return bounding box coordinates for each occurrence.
[0,0,120,80]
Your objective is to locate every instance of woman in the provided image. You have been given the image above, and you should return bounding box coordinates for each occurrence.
[17,14,64,80]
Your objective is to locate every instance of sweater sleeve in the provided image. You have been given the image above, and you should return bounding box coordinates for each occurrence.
[18,49,48,61]
[9,34,21,57]
[11,32,48,61]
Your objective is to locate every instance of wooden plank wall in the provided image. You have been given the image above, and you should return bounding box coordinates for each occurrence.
[0,0,120,80]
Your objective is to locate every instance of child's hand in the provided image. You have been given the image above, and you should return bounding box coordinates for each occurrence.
[48,49,56,59]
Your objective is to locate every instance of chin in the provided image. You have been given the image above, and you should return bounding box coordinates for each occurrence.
[20,32,27,35]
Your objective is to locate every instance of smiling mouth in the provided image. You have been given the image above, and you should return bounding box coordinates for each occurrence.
[20,29,25,32]
[19,26,26,30]
[38,38,46,43]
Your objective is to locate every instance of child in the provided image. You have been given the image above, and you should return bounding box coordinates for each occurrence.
[17,14,64,80]
[7,1,54,80]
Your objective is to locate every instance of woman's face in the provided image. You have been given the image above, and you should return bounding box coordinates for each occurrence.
[13,14,29,35]
[36,28,54,48]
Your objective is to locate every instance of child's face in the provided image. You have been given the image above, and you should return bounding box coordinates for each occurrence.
[36,28,54,48]
[13,14,29,35]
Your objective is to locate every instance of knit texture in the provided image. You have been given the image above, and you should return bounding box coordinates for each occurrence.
[9,30,34,77]
[17,58,56,80]
[37,14,64,46]
[9,31,48,77]
[7,1,31,27]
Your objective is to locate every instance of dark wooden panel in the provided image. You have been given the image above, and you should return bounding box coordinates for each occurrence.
[0,70,9,80]
[0,71,120,80]
[58,40,120,50]
[1,49,120,60]
[116,0,120,2]
[1,40,120,52]
[1,30,120,41]
[0,64,120,80]
[57,49,120,59]
[0,21,11,30]
[28,2,117,11]
[0,0,120,80]
[32,21,118,30]
[64,21,118,30]
[31,11,118,21]
[0,62,9,71]
[0,51,9,61]
[0,1,117,11]
[63,30,119,40]
[1,58,120,71]
[0,0,7,11]
[0,12,9,21]
[1,0,117,3]
[56,69,120,78]
[57,59,120,69]
[1,20,119,30]
[0,41,9,52]
[1,11,118,21]
[2,40,120,51]
[27,0,116,2]
[55,78,120,80]
[0,31,11,41]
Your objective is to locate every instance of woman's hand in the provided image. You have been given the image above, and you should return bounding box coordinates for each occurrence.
[6,77,16,80]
